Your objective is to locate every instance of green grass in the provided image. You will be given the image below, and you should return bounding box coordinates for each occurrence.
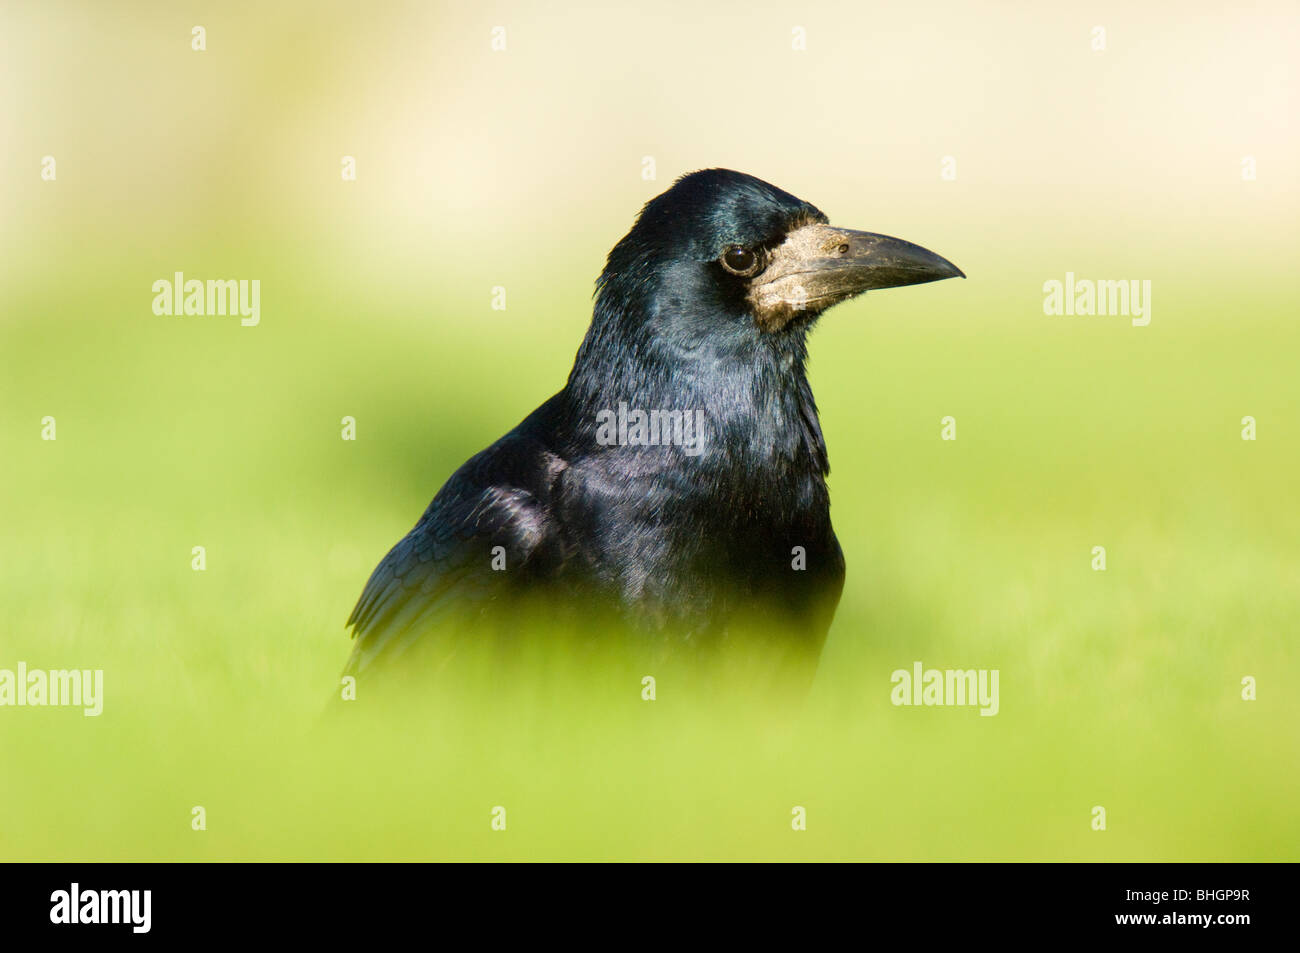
[1,238,1297,861]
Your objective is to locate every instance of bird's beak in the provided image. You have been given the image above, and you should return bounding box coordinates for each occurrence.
[749,222,964,329]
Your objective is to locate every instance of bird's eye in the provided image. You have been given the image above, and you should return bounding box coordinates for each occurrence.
[721,245,759,276]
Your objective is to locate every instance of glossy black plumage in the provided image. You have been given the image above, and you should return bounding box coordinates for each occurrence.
[344,169,962,682]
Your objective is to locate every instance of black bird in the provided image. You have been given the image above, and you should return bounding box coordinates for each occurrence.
[344,169,962,687]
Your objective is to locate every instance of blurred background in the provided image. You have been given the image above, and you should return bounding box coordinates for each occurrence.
[1,0,1297,860]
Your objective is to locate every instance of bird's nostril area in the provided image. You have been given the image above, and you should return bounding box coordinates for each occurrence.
[836,243,850,255]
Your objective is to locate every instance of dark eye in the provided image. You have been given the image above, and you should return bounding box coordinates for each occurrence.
[721,245,758,275]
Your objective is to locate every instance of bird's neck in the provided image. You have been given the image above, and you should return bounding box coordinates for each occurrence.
[561,310,831,486]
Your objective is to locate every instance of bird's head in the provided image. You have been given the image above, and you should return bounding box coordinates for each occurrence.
[566,169,964,447]
[593,168,963,342]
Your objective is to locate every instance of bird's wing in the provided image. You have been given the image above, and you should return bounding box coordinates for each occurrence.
[344,439,564,676]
